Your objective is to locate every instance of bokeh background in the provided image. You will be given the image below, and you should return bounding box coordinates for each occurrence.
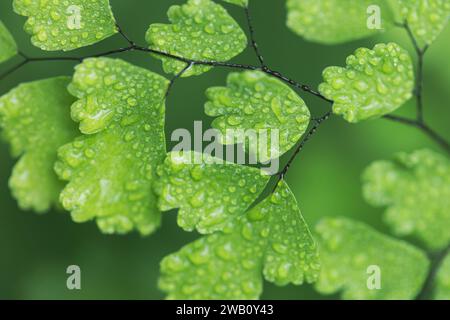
[0,0,449,299]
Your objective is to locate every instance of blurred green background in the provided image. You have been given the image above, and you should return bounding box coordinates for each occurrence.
[0,0,449,299]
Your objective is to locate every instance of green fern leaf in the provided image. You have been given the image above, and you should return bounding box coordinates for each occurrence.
[397,0,450,46]
[154,151,269,234]
[319,43,414,123]
[205,71,310,162]
[363,149,450,250]
[434,251,450,299]
[222,0,248,7]
[55,58,169,235]
[13,0,117,51]
[0,21,17,63]
[145,0,247,77]
[0,77,78,212]
[315,217,430,299]
[159,181,320,299]
[286,0,395,44]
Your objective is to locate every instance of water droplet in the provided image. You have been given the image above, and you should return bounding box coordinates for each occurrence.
[382,61,394,74]
[127,98,138,107]
[376,82,388,95]
[104,75,117,86]
[221,24,234,34]
[247,208,265,221]
[37,30,48,42]
[242,281,256,294]
[244,105,254,115]
[260,228,270,238]
[124,131,136,142]
[125,180,140,191]
[121,114,139,126]
[254,82,265,92]
[241,223,253,240]
[242,259,256,270]
[202,48,215,59]
[346,70,356,79]
[271,97,285,123]
[277,263,291,280]
[50,11,61,21]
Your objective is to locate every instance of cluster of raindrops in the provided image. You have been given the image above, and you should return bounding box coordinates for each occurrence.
[399,0,450,45]
[315,217,430,300]
[205,71,310,162]
[362,149,450,251]
[159,181,320,299]
[0,77,78,212]
[145,0,247,76]
[319,43,414,123]
[0,20,17,63]
[55,58,169,235]
[13,0,117,51]
[154,151,269,234]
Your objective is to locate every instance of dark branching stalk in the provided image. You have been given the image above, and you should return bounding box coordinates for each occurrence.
[115,22,136,47]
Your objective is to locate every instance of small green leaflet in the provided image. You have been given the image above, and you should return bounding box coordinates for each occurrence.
[315,217,430,300]
[434,252,450,300]
[363,149,450,251]
[0,77,78,212]
[13,0,117,51]
[222,0,248,7]
[319,43,414,123]
[145,0,247,77]
[0,21,17,63]
[55,58,169,235]
[397,0,450,46]
[154,151,269,234]
[205,71,310,162]
[286,0,395,44]
[159,181,320,299]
